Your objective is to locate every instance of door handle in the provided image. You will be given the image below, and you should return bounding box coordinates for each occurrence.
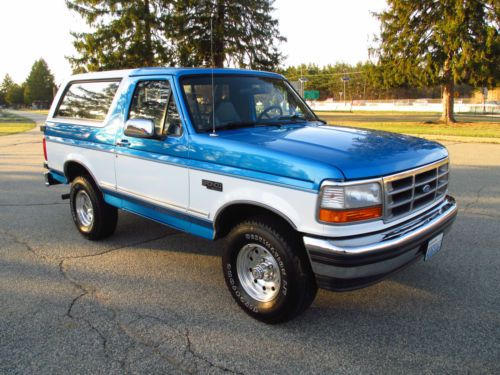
[116,139,130,147]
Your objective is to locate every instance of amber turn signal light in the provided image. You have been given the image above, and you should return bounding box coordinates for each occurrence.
[319,206,382,223]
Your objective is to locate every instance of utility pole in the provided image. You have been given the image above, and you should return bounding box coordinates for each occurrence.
[341,75,350,106]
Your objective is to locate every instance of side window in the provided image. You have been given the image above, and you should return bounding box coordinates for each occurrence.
[55,80,120,121]
[129,80,182,137]
[164,95,182,137]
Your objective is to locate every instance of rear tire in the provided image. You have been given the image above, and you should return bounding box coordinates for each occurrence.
[222,216,317,323]
[70,175,118,240]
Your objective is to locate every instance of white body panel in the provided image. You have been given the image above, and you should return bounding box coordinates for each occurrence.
[115,155,189,211]
[46,141,116,189]
[189,169,322,235]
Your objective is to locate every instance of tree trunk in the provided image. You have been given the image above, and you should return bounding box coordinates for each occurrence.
[213,0,225,67]
[440,58,456,124]
[143,0,154,66]
[440,81,456,124]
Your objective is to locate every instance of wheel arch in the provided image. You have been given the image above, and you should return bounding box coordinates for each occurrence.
[214,201,298,240]
[64,159,99,186]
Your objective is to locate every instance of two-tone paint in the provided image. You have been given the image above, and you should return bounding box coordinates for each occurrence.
[44,68,450,241]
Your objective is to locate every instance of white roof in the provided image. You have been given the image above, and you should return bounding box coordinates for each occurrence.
[69,69,134,81]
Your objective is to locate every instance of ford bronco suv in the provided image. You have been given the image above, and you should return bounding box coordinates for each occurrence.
[43,68,457,323]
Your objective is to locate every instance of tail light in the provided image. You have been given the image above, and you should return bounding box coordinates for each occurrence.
[43,138,47,161]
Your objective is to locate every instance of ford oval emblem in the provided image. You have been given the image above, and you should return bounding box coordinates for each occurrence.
[422,184,431,193]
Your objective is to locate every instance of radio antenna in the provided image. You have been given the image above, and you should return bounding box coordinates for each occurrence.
[209,1,218,137]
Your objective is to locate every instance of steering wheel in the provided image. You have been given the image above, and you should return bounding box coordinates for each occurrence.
[257,105,283,121]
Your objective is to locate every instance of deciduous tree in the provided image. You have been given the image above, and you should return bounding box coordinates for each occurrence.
[374,0,499,123]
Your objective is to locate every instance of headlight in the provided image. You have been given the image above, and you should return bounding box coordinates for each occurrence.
[319,182,383,223]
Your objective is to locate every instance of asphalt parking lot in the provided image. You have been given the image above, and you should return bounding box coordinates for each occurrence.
[1,112,499,374]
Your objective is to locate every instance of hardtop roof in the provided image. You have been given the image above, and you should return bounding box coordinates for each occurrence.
[68,67,283,81]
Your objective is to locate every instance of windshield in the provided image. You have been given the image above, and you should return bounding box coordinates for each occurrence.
[181,75,317,132]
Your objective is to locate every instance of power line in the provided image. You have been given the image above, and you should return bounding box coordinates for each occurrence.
[286,71,366,78]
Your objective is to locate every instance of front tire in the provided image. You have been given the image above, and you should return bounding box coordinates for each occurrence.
[222,217,317,323]
[70,175,118,240]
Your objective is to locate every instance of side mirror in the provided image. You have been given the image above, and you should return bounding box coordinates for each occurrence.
[124,118,155,138]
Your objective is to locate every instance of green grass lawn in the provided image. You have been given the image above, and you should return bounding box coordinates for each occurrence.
[25,109,49,115]
[317,111,500,138]
[0,111,36,135]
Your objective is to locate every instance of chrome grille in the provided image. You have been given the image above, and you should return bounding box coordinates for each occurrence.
[383,159,449,221]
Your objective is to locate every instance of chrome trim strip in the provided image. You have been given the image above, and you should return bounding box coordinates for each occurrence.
[116,186,188,211]
[303,196,457,257]
[115,186,210,218]
[99,181,115,190]
[383,158,449,183]
[187,207,210,218]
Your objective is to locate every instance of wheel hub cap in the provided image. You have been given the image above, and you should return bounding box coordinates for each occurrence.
[251,262,274,281]
[75,190,94,228]
[236,244,281,302]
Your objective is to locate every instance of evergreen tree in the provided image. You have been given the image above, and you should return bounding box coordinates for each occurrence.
[170,0,285,70]
[373,0,499,123]
[6,84,25,107]
[24,59,56,105]
[67,0,285,71]
[66,0,173,72]
[0,74,15,106]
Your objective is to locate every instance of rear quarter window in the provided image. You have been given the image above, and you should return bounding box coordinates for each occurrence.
[55,80,120,121]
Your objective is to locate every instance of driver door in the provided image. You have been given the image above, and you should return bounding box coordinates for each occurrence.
[114,77,189,229]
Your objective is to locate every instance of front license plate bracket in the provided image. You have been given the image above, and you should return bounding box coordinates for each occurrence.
[425,233,444,261]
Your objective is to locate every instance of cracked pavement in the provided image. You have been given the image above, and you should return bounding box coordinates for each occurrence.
[1,111,499,374]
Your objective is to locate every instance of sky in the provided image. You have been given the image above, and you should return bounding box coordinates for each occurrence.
[0,0,387,85]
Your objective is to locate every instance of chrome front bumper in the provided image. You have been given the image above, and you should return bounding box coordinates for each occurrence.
[303,196,457,291]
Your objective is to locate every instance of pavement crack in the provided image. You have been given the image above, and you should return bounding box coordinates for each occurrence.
[59,259,124,370]
[1,225,237,374]
[117,314,195,374]
[0,230,50,261]
[462,183,489,212]
[184,326,244,374]
[1,227,179,372]
[63,232,178,262]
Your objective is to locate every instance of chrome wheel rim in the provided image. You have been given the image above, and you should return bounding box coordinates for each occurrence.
[75,190,94,229]
[236,244,281,302]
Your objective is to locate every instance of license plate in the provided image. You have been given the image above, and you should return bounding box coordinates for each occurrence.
[425,233,444,261]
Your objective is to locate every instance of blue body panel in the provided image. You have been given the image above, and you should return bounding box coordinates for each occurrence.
[102,189,214,239]
[204,124,448,181]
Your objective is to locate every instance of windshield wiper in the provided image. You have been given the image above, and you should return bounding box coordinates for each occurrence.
[211,121,258,131]
[277,114,308,122]
[204,121,285,132]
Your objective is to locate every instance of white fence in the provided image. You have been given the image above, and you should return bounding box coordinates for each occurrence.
[307,100,500,113]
